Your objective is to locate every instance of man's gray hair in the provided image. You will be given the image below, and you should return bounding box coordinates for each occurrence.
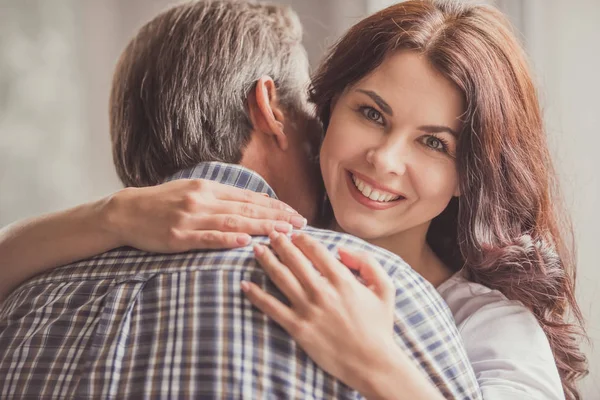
[110,0,310,187]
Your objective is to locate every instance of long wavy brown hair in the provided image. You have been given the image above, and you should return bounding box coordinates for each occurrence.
[309,1,588,398]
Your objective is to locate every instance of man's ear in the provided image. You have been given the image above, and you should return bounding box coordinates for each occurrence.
[247,76,288,151]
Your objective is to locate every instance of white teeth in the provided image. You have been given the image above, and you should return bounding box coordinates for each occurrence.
[351,174,401,203]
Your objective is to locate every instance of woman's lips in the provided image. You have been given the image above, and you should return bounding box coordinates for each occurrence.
[345,171,405,211]
[350,170,406,197]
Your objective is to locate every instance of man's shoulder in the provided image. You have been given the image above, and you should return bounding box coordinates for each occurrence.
[74,226,405,271]
[18,243,258,289]
[301,226,410,271]
[19,227,410,290]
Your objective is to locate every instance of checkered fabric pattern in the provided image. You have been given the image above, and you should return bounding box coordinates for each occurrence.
[0,162,481,399]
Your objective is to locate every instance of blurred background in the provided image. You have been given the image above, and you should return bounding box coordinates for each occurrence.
[0,0,598,397]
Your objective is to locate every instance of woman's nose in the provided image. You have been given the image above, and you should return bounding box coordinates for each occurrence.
[366,139,408,176]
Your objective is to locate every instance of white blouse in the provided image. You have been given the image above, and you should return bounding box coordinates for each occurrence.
[437,273,565,399]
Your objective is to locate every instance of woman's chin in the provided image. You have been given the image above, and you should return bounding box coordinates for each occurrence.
[335,216,386,241]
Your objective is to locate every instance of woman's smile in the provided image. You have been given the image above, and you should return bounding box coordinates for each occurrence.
[345,170,407,210]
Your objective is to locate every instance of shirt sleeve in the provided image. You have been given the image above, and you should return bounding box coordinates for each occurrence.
[455,292,565,400]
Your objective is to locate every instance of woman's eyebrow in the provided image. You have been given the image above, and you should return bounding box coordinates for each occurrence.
[419,125,459,137]
[356,89,393,116]
[355,89,458,136]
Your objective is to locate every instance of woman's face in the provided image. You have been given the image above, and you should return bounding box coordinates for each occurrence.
[320,50,465,243]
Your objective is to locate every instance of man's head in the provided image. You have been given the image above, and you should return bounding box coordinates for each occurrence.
[110,0,323,221]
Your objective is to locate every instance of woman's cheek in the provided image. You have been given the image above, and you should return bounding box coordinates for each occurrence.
[319,134,340,190]
[414,156,458,201]
[322,126,358,164]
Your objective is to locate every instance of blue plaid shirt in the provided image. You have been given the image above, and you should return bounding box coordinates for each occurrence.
[0,162,480,399]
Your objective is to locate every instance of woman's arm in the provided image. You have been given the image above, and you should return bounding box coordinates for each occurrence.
[0,178,303,302]
[0,197,119,302]
[442,282,565,399]
[241,232,444,400]
[359,341,446,400]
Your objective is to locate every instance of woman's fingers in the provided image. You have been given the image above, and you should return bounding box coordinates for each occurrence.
[114,178,306,253]
[337,248,395,302]
[290,233,354,286]
[220,202,307,229]
[210,180,298,214]
[241,280,297,332]
[253,244,307,306]
[173,230,252,251]
[182,179,306,228]
[268,232,324,298]
[191,214,294,235]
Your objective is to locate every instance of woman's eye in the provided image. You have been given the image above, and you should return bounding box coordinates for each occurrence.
[423,136,446,152]
[360,106,384,124]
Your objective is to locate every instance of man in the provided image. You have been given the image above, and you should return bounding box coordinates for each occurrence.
[0,1,480,398]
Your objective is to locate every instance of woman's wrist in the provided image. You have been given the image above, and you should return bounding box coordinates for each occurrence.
[97,188,134,249]
[358,338,444,400]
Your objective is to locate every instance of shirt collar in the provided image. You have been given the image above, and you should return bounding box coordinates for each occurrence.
[165,162,277,198]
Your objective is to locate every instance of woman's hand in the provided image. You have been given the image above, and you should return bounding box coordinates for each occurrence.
[241,232,397,394]
[241,232,444,400]
[103,179,307,253]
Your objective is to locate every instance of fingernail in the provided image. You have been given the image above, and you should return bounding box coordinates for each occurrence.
[274,221,292,233]
[337,247,353,258]
[237,234,251,246]
[253,244,264,255]
[290,215,307,229]
[240,281,250,292]
[260,193,270,197]
[269,231,280,241]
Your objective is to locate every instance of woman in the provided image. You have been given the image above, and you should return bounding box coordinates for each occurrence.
[0,1,588,399]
